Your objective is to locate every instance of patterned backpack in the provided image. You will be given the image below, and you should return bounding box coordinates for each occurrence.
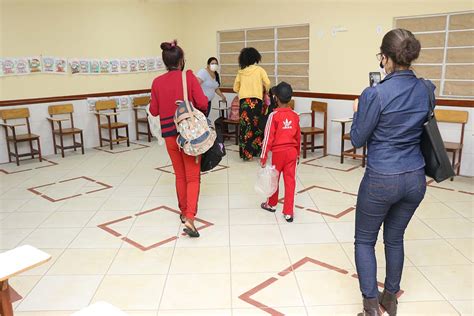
[174,71,216,156]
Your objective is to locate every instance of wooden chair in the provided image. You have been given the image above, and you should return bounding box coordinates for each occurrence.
[341,133,367,167]
[300,101,328,159]
[94,100,130,150]
[0,108,42,166]
[435,109,469,178]
[216,100,239,145]
[0,245,51,316]
[47,104,84,158]
[132,96,152,142]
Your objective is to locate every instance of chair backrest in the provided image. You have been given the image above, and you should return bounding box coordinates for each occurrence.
[310,101,328,129]
[435,109,468,124]
[48,104,74,115]
[311,101,327,113]
[95,100,117,111]
[435,109,469,145]
[0,108,30,121]
[133,96,151,107]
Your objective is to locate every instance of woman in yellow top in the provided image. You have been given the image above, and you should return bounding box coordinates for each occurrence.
[233,47,271,161]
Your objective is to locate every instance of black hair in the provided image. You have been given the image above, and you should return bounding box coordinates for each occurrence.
[160,40,184,70]
[238,47,262,69]
[271,82,293,104]
[207,56,220,86]
[380,29,421,68]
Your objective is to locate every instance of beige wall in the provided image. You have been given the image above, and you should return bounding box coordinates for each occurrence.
[0,0,183,100]
[1,0,473,100]
[181,0,473,95]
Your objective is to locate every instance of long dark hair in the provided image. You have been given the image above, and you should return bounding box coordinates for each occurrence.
[380,29,421,68]
[207,57,220,86]
[160,40,184,70]
[238,47,261,69]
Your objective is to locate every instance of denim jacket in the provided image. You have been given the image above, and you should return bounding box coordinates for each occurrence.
[350,70,434,175]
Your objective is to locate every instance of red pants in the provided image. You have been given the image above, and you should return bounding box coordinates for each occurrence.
[165,137,201,220]
[267,148,297,216]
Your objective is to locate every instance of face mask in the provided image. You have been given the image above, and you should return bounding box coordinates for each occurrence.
[209,64,219,72]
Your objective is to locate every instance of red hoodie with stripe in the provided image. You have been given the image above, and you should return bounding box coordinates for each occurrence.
[261,107,301,165]
[149,70,208,138]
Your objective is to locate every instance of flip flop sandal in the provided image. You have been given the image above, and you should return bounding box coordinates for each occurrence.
[261,203,276,213]
[183,226,200,238]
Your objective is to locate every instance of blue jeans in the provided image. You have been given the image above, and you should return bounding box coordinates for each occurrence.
[354,168,426,298]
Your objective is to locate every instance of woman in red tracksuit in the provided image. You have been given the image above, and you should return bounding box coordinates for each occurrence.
[260,82,300,222]
[149,40,208,237]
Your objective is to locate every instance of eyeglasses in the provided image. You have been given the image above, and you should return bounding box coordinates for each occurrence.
[376,53,383,61]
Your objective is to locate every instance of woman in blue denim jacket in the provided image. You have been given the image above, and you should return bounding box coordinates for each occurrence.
[351,29,435,316]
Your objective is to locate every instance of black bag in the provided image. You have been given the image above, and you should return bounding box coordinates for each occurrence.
[201,117,226,172]
[420,79,455,183]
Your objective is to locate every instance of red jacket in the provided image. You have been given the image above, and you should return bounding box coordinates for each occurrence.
[261,107,301,165]
[149,70,208,137]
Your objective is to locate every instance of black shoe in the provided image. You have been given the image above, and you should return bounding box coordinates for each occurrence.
[379,290,397,316]
[357,298,382,316]
[183,222,200,238]
[180,214,186,224]
[284,215,294,222]
[261,202,276,213]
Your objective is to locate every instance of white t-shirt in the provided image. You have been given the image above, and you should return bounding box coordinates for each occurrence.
[197,68,219,101]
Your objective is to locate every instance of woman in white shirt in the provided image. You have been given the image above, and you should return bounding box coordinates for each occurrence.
[196,57,227,117]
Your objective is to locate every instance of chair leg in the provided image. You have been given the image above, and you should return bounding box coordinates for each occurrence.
[28,140,34,159]
[457,149,462,176]
[80,132,85,155]
[98,127,103,147]
[13,141,20,166]
[60,134,65,158]
[303,134,307,159]
[125,126,130,147]
[73,134,77,151]
[147,123,152,142]
[108,128,113,150]
[340,136,345,164]
[37,138,42,162]
[6,140,12,163]
[311,135,315,152]
[52,133,57,155]
[451,151,456,181]
[0,280,14,316]
[115,129,119,145]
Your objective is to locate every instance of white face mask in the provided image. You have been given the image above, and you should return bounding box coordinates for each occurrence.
[209,64,219,72]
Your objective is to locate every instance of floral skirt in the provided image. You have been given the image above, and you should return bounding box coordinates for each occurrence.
[239,98,265,161]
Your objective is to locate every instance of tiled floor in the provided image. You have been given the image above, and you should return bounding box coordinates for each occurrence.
[1,141,472,315]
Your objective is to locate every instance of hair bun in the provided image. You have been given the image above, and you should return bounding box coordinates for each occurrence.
[160,40,178,51]
[397,37,421,66]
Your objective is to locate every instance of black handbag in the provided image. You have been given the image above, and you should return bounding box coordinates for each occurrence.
[419,79,455,183]
[201,117,226,172]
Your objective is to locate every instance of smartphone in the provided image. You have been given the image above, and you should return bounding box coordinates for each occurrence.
[369,72,381,87]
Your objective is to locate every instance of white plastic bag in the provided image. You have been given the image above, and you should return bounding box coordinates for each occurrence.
[254,165,279,197]
[146,105,164,146]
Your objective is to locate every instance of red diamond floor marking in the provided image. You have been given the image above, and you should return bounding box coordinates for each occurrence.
[97,205,214,251]
[238,257,404,316]
[155,164,229,175]
[27,176,112,202]
[93,142,150,154]
[9,286,22,303]
[426,179,473,195]
[278,185,357,219]
[302,154,361,172]
[0,158,58,175]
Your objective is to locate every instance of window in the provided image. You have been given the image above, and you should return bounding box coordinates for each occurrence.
[218,24,310,91]
[395,11,474,99]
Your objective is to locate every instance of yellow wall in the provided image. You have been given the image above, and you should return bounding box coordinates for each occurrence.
[181,0,473,95]
[0,0,183,100]
[1,0,473,100]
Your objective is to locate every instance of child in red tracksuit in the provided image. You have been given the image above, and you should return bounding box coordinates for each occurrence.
[260,82,300,222]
